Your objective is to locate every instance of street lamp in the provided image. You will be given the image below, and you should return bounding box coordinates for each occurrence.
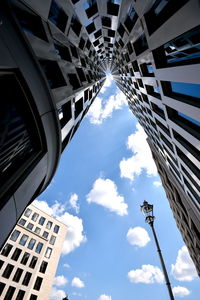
[140,200,174,300]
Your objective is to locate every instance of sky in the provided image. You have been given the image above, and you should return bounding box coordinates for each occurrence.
[35,75,200,300]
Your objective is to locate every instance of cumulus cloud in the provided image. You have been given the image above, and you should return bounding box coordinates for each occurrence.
[33,200,86,255]
[50,287,66,300]
[98,295,112,300]
[71,277,85,288]
[171,246,198,281]
[100,74,112,93]
[63,263,70,268]
[69,193,80,214]
[172,286,191,297]
[128,265,164,284]
[126,227,150,247]
[53,275,68,287]
[119,123,157,181]
[87,89,126,124]
[86,178,128,216]
[153,181,162,187]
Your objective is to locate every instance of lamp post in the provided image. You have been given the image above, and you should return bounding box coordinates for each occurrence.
[140,200,174,300]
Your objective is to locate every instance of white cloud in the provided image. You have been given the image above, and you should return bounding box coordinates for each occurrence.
[98,295,112,300]
[50,287,66,300]
[63,263,70,268]
[86,178,128,216]
[100,74,112,93]
[71,277,85,288]
[171,246,198,281]
[33,200,86,255]
[172,286,191,297]
[53,275,68,287]
[126,227,150,247]
[128,264,164,284]
[87,89,126,124]
[153,181,162,187]
[69,193,80,214]
[119,123,157,181]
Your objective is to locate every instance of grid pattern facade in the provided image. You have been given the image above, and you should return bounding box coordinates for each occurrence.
[109,0,200,274]
[0,205,67,300]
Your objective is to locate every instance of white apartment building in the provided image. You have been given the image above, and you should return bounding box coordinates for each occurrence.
[0,204,67,300]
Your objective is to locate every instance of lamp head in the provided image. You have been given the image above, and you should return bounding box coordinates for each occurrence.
[140,200,155,225]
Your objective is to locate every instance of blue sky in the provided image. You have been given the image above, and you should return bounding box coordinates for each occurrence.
[35,77,200,300]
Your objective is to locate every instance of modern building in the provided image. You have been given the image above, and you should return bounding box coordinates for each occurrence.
[0,0,199,275]
[0,204,67,300]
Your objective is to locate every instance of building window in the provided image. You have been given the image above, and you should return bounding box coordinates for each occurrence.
[22,272,32,286]
[29,256,38,269]
[45,247,52,259]
[39,60,66,89]
[107,1,120,16]
[18,218,26,226]
[71,15,82,36]
[3,286,16,300]
[16,290,25,300]
[31,213,39,221]
[30,295,37,300]
[39,261,48,274]
[42,231,49,239]
[27,223,34,230]
[1,243,13,257]
[13,268,23,282]
[153,25,200,68]
[28,238,36,250]
[0,282,5,296]
[34,227,41,234]
[48,0,68,32]
[21,252,30,265]
[35,242,43,254]
[38,216,46,226]
[10,230,20,241]
[49,235,56,245]
[162,81,200,108]
[2,263,14,279]
[19,234,28,246]
[11,248,22,261]
[75,98,83,119]
[33,277,43,291]
[68,74,81,90]
[145,0,188,35]
[46,221,53,230]
[133,33,148,56]
[24,208,32,217]
[0,260,4,269]
[54,225,60,233]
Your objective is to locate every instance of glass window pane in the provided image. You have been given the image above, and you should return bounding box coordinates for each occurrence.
[10,230,20,241]
[1,243,13,257]
[34,227,41,234]
[35,242,43,254]
[54,225,60,233]
[19,234,28,246]
[18,218,26,226]
[29,256,38,269]
[24,208,32,217]
[39,261,48,274]
[11,248,22,261]
[28,238,36,250]
[20,252,30,265]
[31,213,39,221]
[42,231,49,239]
[49,235,56,245]
[13,268,23,282]
[38,217,45,225]
[45,247,52,259]
[46,221,53,230]
[27,223,34,230]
